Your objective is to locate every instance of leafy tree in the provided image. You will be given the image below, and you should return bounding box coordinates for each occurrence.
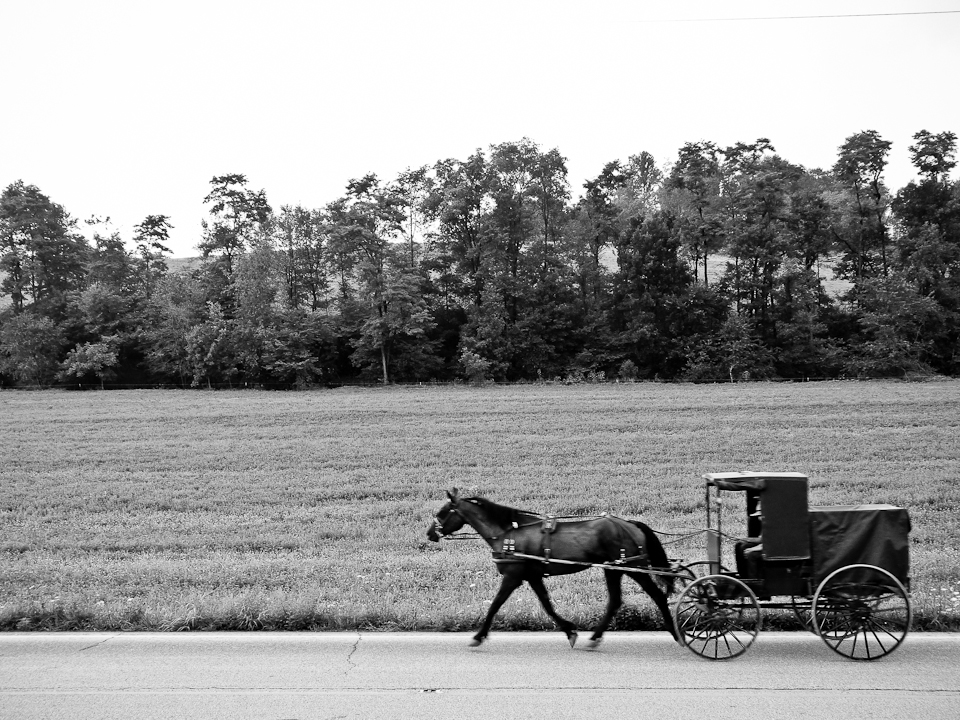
[262,309,337,388]
[395,166,431,268]
[0,181,89,315]
[664,141,723,284]
[683,316,775,382]
[832,131,893,281]
[890,130,960,373]
[611,212,699,377]
[328,175,437,382]
[275,204,329,311]
[0,312,67,385]
[185,301,237,388]
[718,143,792,336]
[141,273,207,386]
[198,174,272,309]
[422,151,493,306]
[842,275,942,377]
[58,337,120,389]
[132,215,173,298]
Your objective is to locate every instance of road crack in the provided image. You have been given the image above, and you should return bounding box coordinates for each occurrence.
[344,633,360,674]
[78,635,118,652]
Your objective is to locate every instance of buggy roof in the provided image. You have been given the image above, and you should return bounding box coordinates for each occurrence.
[703,471,808,491]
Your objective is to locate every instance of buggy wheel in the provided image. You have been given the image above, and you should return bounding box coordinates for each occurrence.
[673,575,761,660]
[791,596,816,633]
[812,564,911,661]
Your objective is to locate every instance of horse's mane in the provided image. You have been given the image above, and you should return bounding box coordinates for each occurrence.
[466,497,542,526]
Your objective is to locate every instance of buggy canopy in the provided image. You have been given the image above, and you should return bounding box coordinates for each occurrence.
[703,471,808,491]
[809,504,911,584]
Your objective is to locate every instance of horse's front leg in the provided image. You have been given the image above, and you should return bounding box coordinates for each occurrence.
[527,574,579,647]
[587,569,624,647]
[471,569,523,646]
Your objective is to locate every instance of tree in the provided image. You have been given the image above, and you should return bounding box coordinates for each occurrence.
[328,174,436,383]
[141,273,207,386]
[395,166,430,268]
[890,129,960,373]
[908,130,958,182]
[185,301,237,388]
[843,275,942,377]
[422,150,492,307]
[132,215,173,298]
[0,312,67,385]
[198,174,272,308]
[832,131,893,281]
[611,212,699,377]
[58,337,120,389]
[0,181,89,315]
[664,142,723,284]
[718,143,792,337]
[275,204,329,311]
[683,316,775,382]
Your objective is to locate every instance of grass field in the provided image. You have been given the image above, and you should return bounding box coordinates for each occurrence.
[2,381,959,633]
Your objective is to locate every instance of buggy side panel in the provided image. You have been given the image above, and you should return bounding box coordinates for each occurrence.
[809,504,910,584]
[760,476,811,561]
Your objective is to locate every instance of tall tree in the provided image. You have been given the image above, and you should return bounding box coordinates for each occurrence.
[422,151,492,306]
[664,142,722,284]
[328,174,434,382]
[832,131,893,281]
[132,215,173,298]
[198,174,272,308]
[0,181,88,315]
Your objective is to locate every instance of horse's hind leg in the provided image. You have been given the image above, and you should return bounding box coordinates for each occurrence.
[631,572,679,642]
[527,575,579,647]
[472,571,523,646]
[588,570,624,646]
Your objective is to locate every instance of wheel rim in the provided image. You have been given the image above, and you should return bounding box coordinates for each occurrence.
[673,575,761,660]
[812,564,910,661]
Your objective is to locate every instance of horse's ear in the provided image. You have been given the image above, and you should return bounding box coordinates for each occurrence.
[447,488,459,502]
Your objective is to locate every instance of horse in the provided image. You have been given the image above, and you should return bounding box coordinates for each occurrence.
[427,488,678,648]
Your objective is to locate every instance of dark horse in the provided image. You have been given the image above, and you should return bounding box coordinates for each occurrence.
[427,489,678,647]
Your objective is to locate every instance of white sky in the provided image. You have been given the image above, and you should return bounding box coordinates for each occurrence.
[2,0,958,257]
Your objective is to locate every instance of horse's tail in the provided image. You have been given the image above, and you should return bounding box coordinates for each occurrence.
[629,520,675,596]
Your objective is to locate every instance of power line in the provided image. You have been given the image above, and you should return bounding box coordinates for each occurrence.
[643,9,960,23]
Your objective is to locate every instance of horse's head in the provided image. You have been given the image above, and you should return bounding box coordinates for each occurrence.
[427,488,467,542]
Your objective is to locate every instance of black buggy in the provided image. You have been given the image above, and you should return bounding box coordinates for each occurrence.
[672,471,912,661]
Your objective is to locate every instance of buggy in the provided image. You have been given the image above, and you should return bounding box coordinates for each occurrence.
[673,471,912,660]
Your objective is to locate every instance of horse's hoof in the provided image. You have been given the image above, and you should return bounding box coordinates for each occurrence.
[469,637,484,647]
[585,637,603,650]
[568,632,578,648]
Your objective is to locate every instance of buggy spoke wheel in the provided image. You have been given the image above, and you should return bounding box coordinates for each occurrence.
[791,596,816,633]
[673,575,760,660]
[813,564,910,661]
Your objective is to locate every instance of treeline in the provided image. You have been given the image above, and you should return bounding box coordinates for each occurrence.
[1,130,959,388]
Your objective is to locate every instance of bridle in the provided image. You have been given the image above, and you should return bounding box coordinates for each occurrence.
[432,504,462,538]
[433,499,535,542]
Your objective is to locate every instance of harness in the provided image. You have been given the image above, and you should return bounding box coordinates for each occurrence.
[493,513,650,576]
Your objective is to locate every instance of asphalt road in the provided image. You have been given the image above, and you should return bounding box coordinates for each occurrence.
[2,632,959,719]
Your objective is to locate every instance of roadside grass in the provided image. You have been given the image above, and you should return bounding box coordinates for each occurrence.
[2,381,958,633]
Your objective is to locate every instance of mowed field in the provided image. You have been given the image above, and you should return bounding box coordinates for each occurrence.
[2,381,959,633]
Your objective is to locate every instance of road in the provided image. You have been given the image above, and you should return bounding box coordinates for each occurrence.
[2,632,959,719]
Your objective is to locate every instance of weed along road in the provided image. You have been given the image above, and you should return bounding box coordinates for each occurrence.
[2,633,959,720]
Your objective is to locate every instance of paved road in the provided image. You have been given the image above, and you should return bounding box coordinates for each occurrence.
[2,632,959,719]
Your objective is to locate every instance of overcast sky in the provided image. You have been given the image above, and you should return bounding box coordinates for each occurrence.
[2,0,958,257]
